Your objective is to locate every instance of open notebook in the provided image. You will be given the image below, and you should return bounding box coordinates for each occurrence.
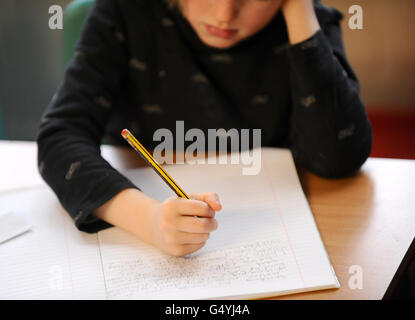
[0,148,339,299]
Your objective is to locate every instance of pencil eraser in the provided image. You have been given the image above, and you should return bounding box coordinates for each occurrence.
[121,129,128,137]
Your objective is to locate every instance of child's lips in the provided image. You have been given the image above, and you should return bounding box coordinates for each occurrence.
[205,24,237,39]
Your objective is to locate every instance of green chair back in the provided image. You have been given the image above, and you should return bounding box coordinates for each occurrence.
[63,0,95,68]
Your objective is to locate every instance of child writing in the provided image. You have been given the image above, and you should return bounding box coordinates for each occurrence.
[37,0,372,257]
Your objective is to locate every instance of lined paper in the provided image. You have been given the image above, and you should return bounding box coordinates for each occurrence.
[0,188,106,299]
[0,211,32,244]
[98,148,339,299]
[0,147,339,299]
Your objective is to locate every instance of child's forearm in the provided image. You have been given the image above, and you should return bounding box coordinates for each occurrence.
[93,188,160,245]
[282,1,372,178]
[93,188,221,257]
[282,0,320,45]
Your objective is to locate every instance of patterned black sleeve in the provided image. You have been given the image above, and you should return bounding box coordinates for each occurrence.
[286,5,373,178]
[36,0,138,233]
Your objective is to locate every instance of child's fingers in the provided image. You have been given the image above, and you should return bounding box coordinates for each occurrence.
[172,231,210,245]
[189,192,222,211]
[176,216,218,233]
[170,242,207,257]
[168,197,216,218]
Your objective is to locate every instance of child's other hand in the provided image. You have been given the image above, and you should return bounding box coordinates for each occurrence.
[281,0,319,45]
[148,192,222,257]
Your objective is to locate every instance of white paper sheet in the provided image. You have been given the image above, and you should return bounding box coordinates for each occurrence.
[0,211,32,244]
[0,188,106,299]
[0,147,339,299]
[98,148,339,299]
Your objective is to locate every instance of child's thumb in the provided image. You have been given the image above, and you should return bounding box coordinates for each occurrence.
[205,192,222,211]
[190,192,222,210]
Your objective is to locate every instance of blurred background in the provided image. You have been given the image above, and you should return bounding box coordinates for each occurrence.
[0,0,414,158]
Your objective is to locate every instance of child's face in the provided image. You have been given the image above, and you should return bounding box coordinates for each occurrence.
[179,0,283,49]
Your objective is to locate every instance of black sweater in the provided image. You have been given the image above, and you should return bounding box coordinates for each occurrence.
[36,0,372,233]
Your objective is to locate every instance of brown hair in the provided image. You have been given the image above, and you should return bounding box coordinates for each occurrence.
[168,0,178,9]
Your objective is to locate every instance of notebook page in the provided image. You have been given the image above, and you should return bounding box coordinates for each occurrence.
[98,147,338,299]
[0,187,106,299]
[0,141,45,193]
[260,148,339,289]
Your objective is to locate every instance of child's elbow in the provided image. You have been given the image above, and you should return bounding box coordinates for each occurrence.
[309,133,373,179]
[311,154,368,179]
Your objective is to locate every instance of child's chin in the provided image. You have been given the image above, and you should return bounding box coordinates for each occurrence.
[200,35,240,50]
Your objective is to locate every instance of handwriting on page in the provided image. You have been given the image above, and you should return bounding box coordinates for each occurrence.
[103,239,289,299]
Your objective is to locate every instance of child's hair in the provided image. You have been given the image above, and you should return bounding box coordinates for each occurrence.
[168,0,178,9]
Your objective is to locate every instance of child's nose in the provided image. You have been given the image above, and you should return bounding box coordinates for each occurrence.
[215,0,239,24]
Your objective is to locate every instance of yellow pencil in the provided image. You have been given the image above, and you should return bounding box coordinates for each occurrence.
[121,129,190,199]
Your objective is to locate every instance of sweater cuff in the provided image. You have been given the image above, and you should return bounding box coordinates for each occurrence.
[73,178,139,233]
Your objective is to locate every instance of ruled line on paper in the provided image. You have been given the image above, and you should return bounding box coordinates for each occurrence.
[97,233,109,300]
[262,157,307,288]
[61,209,75,299]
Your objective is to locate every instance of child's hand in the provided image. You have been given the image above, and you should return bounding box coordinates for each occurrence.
[281,0,313,14]
[148,192,222,257]
[281,0,320,45]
